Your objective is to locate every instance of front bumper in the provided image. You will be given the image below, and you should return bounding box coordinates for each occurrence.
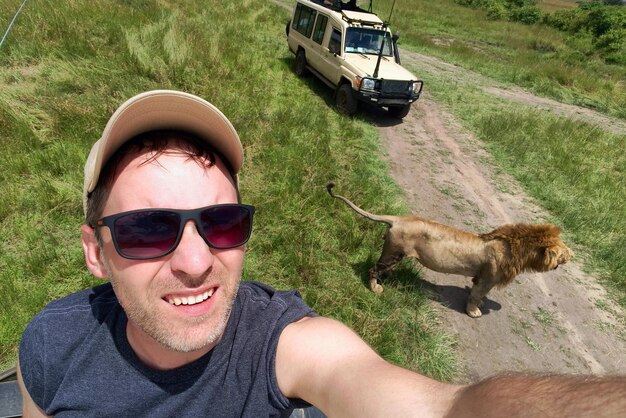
[356,80,424,107]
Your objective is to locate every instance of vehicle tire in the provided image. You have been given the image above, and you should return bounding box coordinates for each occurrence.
[387,104,411,119]
[336,83,358,117]
[295,49,308,77]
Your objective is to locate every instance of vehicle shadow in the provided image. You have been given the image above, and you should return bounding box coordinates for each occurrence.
[352,259,501,316]
[359,103,405,128]
[280,56,337,107]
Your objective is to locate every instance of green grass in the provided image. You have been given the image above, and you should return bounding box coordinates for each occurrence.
[0,0,457,378]
[533,307,555,327]
[371,0,626,119]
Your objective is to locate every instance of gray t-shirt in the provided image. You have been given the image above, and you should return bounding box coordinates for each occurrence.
[19,281,315,417]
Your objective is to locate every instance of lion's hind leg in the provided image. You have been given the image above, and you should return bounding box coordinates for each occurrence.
[369,237,404,294]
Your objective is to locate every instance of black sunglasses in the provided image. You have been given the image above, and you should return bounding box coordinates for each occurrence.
[95,204,255,260]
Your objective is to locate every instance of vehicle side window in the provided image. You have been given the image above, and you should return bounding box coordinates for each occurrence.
[328,28,341,54]
[312,15,328,45]
[293,3,317,38]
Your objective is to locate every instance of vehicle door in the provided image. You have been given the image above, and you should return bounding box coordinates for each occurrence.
[317,26,343,86]
[305,12,329,78]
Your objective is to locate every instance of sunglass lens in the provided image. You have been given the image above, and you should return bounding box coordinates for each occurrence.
[114,211,180,258]
[201,206,251,248]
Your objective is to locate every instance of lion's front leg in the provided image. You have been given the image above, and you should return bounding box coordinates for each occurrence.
[466,276,496,318]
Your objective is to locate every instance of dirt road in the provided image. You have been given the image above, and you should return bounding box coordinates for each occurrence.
[275,0,626,382]
[369,52,626,382]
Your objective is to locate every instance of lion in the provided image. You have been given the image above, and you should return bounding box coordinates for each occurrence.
[327,183,573,318]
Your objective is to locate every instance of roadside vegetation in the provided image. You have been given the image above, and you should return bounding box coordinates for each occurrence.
[374,0,626,118]
[0,0,456,377]
[369,0,625,308]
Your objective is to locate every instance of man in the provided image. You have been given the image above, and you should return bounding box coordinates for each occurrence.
[18,90,626,417]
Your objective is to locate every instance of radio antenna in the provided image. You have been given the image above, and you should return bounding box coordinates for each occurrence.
[386,0,397,25]
[372,0,397,78]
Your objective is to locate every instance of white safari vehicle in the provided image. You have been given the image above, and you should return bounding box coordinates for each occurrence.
[287,0,423,119]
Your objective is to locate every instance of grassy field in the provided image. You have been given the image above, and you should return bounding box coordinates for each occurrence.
[0,0,456,377]
[1,0,624,383]
[536,0,579,12]
[373,0,626,119]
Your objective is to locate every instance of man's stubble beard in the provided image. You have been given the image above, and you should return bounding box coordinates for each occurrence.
[102,253,241,353]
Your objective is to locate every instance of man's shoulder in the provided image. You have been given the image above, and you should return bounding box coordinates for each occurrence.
[28,282,118,328]
[238,281,307,308]
[234,281,316,326]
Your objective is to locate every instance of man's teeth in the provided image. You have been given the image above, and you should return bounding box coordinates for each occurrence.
[168,289,214,306]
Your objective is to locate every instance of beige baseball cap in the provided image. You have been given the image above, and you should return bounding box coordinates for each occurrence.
[83,90,243,215]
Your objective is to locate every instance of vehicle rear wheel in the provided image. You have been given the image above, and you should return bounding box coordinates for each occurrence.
[387,104,411,119]
[336,84,358,117]
[295,49,307,77]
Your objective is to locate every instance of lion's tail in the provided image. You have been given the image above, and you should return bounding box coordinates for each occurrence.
[326,183,394,225]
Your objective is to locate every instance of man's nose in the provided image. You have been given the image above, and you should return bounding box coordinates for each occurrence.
[169,220,214,278]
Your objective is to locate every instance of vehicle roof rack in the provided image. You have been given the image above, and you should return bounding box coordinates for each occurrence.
[312,0,370,13]
[341,10,384,27]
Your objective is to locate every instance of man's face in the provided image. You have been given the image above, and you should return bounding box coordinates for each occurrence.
[84,146,244,361]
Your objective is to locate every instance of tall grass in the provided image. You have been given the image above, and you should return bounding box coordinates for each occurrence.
[372,0,626,119]
[0,0,457,378]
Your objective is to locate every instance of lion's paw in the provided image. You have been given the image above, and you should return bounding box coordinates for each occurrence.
[466,305,482,318]
[370,283,384,294]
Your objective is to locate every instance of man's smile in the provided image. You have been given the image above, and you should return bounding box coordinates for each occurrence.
[165,287,216,306]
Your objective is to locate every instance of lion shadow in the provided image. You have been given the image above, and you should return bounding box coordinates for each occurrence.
[352,259,502,316]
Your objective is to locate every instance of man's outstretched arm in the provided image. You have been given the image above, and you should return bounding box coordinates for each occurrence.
[277,316,626,417]
[447,373,626,418]
[276,316,461,417]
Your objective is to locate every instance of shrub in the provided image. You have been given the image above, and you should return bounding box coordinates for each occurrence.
[508,5,543,24]
[486,2,507,20]
[543,9,587,32]
[585,7,626,38]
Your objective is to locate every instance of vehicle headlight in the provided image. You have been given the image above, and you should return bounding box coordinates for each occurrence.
[361,78,376,91]
[409,81,420,94]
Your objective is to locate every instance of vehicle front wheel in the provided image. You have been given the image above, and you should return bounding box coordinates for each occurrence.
[295,49,307,77]
[336,84,358,117]
[387,104,411,119]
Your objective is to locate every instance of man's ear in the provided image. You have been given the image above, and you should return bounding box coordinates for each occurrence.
[81,224,109,279]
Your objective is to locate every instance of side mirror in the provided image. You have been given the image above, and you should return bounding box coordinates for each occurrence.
[392,31,400,42]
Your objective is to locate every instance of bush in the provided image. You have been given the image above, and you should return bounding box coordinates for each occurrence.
[486,2,507,20]
[543,9,587,32]
[505,0,537,6]
[585,7,626,38]
[595,28,625,50]
[454,0,492,7]
[508,5,542,24]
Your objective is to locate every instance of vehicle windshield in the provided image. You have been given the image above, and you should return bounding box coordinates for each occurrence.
[344,28,393,56]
